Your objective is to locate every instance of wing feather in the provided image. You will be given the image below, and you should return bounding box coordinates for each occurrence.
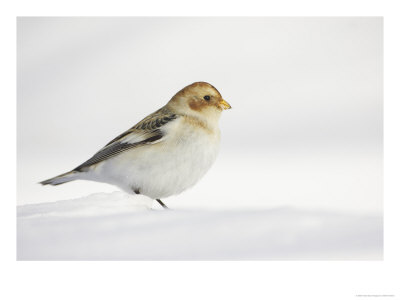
[74,107,178,171]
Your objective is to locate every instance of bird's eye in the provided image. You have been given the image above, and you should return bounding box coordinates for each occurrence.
[203,95,211,101]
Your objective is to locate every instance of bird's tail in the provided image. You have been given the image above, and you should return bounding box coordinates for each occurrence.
[40,170,80,186]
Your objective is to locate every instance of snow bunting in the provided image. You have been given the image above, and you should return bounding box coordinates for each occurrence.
[40,82,231,209]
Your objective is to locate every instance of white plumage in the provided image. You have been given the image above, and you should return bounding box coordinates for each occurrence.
[41,82,231,208]
[87,117,221,198]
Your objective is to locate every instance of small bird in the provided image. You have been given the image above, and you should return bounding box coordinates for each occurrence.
[40,82,231,209]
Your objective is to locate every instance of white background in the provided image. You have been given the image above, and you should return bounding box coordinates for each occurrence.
[2,1,400,300]
[18,17,382,214]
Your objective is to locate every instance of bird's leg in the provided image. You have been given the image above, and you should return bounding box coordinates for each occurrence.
[156,199,169,209]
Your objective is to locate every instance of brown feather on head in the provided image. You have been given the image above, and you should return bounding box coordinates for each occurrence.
[169,82,231,113]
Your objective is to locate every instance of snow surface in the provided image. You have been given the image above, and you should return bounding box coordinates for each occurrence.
[17,192,382,260]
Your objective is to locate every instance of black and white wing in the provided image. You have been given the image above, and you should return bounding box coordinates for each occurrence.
[74,106,178,171]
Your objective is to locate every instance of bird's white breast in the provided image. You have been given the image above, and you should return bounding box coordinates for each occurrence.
[89,117,221,199]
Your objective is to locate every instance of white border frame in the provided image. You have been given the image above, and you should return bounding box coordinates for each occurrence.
[2,1,399,299]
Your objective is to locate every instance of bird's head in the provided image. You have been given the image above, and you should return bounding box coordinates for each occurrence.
[168,82,231,122]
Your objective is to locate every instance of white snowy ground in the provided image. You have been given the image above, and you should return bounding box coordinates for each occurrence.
[17,191,382,260]
[17,149,383,260]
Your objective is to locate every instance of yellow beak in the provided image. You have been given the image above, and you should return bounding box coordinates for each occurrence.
[219,99,232,110]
